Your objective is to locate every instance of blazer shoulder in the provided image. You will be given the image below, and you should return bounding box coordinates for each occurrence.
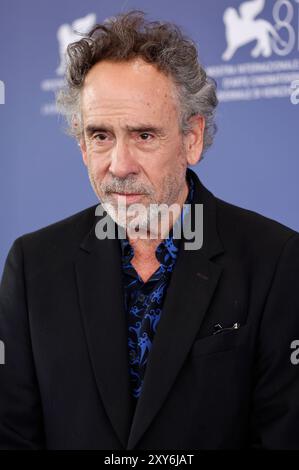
[215,196,299,254]
[15,204,99,266]
[21,204,98,244]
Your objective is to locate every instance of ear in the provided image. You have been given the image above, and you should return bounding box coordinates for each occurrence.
[184,115,205,166]
[78,136,88,166]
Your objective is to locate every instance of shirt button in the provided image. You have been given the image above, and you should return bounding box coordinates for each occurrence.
[138,294,145,302]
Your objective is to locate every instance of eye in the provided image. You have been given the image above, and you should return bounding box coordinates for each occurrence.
[94,133,108,141]
[139,132,153,141]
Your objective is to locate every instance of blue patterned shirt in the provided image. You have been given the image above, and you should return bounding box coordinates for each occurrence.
[119,171,195,406]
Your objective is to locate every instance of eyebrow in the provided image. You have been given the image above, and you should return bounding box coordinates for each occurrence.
[85,123,164,137]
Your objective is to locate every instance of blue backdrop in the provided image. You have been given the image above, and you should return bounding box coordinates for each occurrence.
[1,0,298,275]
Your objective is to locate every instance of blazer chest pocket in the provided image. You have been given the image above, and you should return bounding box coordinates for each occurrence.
[190,323,249,358]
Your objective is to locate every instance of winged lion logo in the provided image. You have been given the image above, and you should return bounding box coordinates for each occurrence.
[222,0,286,61]
[56,13,96,76]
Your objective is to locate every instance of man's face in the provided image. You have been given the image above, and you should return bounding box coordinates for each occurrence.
[79,58,204,233]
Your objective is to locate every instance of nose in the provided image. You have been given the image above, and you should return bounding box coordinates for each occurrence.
[108,139,138,179]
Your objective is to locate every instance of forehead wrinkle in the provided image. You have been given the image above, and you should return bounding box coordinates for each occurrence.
[83,99,178,123]
[82,101,172,130]
[83,97,164,112]
[81,85,180,132]
[82,83,177,111]
[84,111,159,127]
[82,58,180,110]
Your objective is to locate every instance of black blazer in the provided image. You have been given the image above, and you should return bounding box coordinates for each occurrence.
[1,169,299,450]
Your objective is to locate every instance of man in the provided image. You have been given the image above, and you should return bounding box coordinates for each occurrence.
[0,10,299,450]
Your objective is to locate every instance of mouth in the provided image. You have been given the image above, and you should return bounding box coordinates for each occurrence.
[110,192,145,203]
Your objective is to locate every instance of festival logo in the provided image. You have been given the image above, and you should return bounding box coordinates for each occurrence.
[56,13,96,76]
[222,0,286,60]
[207,0,299,102]
[40,13,96,115]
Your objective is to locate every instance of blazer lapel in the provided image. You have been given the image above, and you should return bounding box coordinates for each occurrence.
[127,169,225,449]
[75,219,134,448]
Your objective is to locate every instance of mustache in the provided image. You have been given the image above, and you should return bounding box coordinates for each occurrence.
[101,179,153,195]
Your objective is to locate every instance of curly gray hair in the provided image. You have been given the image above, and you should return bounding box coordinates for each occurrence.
[56,10,218,155]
